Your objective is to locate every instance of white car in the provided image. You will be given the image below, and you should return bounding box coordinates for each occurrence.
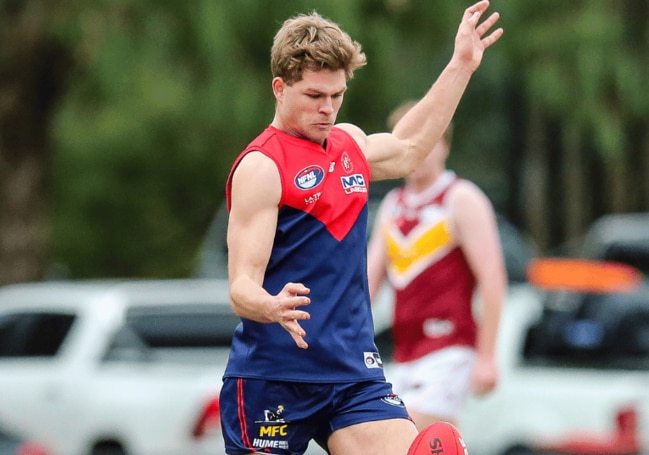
[465,280,649,454]
[374,262,649,455]
[0,278,234,455]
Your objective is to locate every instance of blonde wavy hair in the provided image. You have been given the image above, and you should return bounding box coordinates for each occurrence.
[271,11,367,85]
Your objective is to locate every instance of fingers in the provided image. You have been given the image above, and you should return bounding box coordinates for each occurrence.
[277,282,311,348]
[471,363,498,396]
[481,27,504,49]
[476,12,500,37]
[289,326,309,350]
[476,11,503,49]
[463,3,503,52]
[282,310,309,349]
[473,381,496,396]
[283,282,311,304]
[465,0,490,21]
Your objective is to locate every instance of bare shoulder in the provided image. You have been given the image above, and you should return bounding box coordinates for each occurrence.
[447,178,490,207]
[231,151,281,208]
[233,151,279,185]
[335,123,367,150]
[447,178,497,229]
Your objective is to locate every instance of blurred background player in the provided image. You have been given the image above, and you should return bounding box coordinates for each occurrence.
[367,100,507,430]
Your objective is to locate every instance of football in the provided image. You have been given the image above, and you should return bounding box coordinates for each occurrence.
[407,421,468,455]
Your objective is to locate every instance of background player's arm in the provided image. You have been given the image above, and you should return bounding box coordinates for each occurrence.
[449,181,506,395]
[367,199,390,302]
[227,151,311,348]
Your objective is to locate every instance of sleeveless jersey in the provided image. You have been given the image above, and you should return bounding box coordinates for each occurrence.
[224,125,385,382]
[379,171,477,363]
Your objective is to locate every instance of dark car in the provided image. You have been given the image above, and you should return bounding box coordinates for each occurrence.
[581,212,649,276]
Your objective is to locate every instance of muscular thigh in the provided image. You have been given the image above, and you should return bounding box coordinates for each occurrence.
[328,418,417,455]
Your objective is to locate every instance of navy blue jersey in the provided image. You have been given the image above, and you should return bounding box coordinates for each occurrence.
[224,126,385,382]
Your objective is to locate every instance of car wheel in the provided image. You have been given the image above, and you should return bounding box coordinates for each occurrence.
[501,444,537,455]
[91,444,127,455]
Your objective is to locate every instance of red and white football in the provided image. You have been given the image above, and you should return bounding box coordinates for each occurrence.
[407,421,468,455]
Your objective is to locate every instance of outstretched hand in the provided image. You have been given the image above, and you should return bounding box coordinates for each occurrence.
[273,282,311,349]
[453,0,503,73]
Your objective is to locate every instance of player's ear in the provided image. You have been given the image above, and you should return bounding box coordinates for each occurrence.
[272,77,286,101]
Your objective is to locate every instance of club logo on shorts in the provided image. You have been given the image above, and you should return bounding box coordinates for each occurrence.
[294,165,325,190]
[254,405,290,451]
[381,394,406,407]
[259,405,285,423]
[364,351,383,369]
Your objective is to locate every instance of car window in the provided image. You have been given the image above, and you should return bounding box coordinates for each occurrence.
[124,303,239,348]
[0,312,75,357]
[598,243,649,277]
[104,303,241,365]
[522,285,649,370]
[580,213,649,277]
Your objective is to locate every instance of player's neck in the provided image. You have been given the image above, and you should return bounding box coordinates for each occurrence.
[406,169,445,194]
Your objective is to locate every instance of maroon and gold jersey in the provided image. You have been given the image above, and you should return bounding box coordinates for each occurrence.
[378,171,477,363]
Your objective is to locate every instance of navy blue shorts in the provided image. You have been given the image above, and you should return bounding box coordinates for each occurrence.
[220,378,411,455]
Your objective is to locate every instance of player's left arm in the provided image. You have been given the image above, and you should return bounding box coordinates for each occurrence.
[448,180,507,395]
[337,1,502,182]
[335,123,423,181]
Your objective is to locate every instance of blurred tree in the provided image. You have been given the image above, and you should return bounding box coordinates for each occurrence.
[500,0,649,252]
[1,0,648,282]
[0,0,72,284]
[47,0,470,279]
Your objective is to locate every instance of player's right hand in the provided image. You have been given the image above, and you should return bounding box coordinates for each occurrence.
[274,282,311,349]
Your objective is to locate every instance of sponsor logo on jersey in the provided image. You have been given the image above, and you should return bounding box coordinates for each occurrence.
[340,173,367,194]
[423,318,454,338]
[364,351,383,369]
[295,165,325,190]
[304,191,322,205]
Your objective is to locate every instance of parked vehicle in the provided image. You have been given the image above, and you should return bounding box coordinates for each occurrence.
[0,422,49,455]
[0,279,235,455]
[581,212,649,276]
[375,259,649,455]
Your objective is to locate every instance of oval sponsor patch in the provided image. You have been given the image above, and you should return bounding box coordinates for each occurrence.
[381,394,405,407]
[294,165,325,190]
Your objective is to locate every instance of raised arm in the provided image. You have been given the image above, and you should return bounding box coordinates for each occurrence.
[227,152,312,349]
[341,1,503,181]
